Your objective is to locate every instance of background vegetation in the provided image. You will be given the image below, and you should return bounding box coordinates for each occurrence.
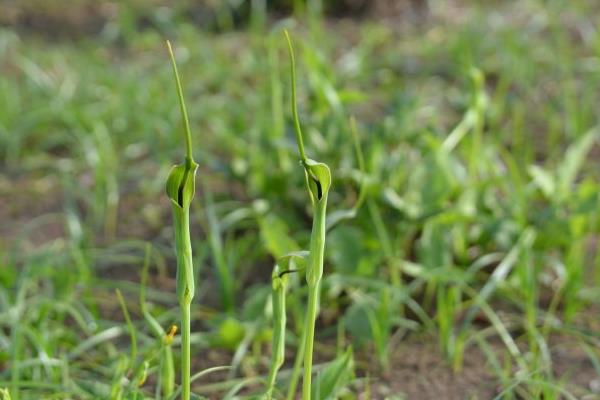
[1,0,599,398]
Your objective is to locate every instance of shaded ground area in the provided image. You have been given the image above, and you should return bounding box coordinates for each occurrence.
[0,0,428,37]
[0,174,64,248]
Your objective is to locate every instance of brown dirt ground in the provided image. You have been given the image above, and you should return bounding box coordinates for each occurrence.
[0,173,65,249]
[369,336,497,399]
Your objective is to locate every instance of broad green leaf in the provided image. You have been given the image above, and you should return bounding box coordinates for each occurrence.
[258,213,299,260]
[344,303,372,345]
[327,226,373,275]
[326,208,357,230]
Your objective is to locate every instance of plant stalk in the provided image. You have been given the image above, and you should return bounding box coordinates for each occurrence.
[166,40,198,400]
[302,194,328,399]
[181,300,191,400]
[286,320,306,400]
[284,30,331,400]
[174,205,195,400]
[302,282,319,399]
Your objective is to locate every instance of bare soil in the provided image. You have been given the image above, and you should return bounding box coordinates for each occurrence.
[363,336,497,399]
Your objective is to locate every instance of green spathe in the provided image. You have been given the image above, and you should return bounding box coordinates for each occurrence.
[166,159,199,209]
[166,159,198,303]
[303,158,331,205]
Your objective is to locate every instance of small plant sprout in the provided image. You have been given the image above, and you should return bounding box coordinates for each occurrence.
[265,252,308,399]
[284,30,332,400]
[140,244,176,398]
[165,40,199,400]
[265,263,288,399]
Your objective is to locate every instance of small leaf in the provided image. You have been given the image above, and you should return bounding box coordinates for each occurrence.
[277,250,309,273]
[326,209,357,230]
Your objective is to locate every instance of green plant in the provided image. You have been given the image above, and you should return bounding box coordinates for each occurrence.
[284,30,332,400]
[265,263,288,399]
[164,41,199,400]
[140,244,176,399]
[0,388,11,400]
[264,253,302,399]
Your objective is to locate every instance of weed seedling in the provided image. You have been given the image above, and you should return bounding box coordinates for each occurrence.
[140,244,176,398]
[265,251,308,399]
[165,41,199,400]
[265,263,289,399]
[284,30,332,400]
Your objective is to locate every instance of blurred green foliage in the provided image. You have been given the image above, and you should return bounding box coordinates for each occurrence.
[0,0,599,398]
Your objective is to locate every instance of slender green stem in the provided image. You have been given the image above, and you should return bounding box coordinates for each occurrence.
[10,320,20,400]
[302,283,319,400]
[301,195,328,399]
[167,40,194,163]
[175,207,195,400]
[286,321,306,400]
[265,266,288,399]
[181,300,191,400]
[284,30,308,165]
[116,289,137,369]
[160,343,175,399]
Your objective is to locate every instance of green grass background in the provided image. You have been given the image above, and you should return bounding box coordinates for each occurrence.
[1,0,600,398]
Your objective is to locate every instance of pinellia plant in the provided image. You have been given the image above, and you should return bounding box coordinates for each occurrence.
[265,262,289,399]
[264,251,309,399]
[284,30,332,400]
[164,41,199,400]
